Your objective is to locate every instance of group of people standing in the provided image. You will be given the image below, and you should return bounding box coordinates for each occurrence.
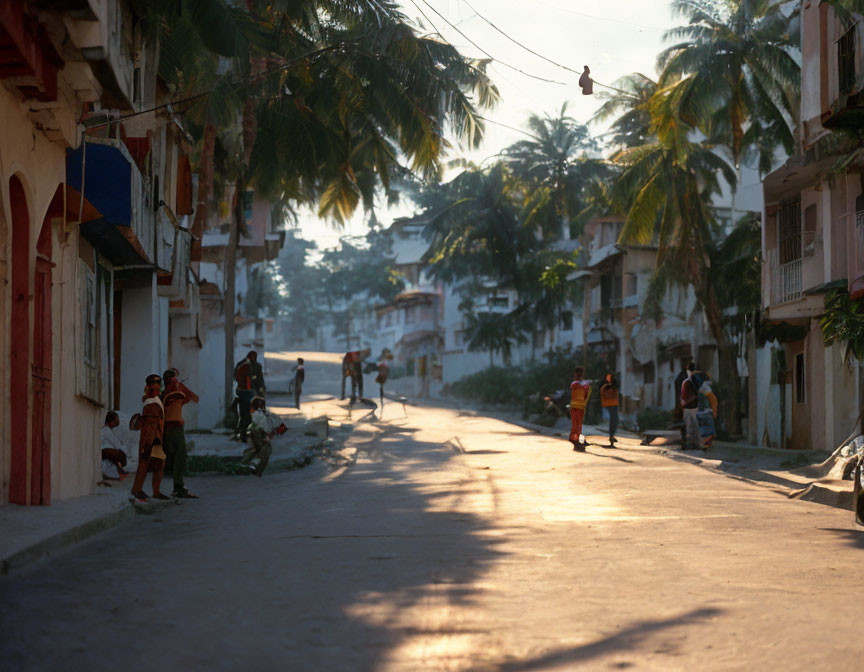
[565,360,718,452]
[567,368,620,451]
[99,368,200,503]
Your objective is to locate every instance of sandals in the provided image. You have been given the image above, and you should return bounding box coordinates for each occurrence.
[172,489,199,499]
[131,490,149,502]
[151,493,171,500]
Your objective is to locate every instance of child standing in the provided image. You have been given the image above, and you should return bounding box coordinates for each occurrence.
[600,373,620,445]
[569,367,592,452]
[130,374,167,502]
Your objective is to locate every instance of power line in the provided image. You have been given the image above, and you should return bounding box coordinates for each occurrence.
[84,39,362,130]
[457,0,630,95]
[412,0,568,86]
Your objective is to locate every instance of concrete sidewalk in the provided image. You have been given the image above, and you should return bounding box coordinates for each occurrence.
[0,485,133,575]
[0,392,355,576]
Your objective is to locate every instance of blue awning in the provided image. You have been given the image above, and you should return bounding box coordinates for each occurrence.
[66,139,151,266]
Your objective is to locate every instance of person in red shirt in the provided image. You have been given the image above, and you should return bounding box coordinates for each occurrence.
[341,348,370,402]
[162,368,199,499]
[569,366,592,452]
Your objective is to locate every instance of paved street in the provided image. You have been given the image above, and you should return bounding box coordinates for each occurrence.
[2,354,864,671]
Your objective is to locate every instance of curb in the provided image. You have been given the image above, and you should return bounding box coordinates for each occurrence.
[1,502,135,576]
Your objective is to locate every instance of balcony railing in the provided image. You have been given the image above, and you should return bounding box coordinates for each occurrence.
[769,248,803,305]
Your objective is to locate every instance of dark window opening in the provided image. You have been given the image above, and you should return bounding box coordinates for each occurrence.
[795,353,806,404]
[839,27,857,94]
[643,362,656,385]
[778,200,802,265]
[561,310,573,331]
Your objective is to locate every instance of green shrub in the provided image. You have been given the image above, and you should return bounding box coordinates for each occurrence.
[636,407,673,431]
[448,346,611,424]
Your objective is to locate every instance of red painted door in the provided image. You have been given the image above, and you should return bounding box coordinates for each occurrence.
[31,255,52,504]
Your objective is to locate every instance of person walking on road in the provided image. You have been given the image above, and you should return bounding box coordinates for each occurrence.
[130,374,167,502]
[569,366,592,452]
[291,358,305,409]
[233,350,265,441]
[680,362,703,451]
[600,373,620,445]
[161,368,199,499]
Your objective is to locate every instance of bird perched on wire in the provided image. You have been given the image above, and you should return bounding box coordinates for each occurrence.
[579,66,593,95]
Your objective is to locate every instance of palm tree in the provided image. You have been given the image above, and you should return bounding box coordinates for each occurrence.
[503,105,608,240]
[612,85,743,432]
[657,0,800,174]
[592,73,658,151]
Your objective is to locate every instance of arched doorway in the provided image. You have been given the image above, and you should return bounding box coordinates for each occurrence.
[31,190,60,505]
[8,176,30,504]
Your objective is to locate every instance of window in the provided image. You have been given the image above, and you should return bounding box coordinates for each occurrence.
[803,204,817,257]
[454,329,465,347]
[79,259,112,405]
[795,353,806,404]
[489,295,509,309]
[405,305,416,323]
[839,26,857,94]
[561,310,574,331]
[778,200,802,265]
[643,362,656,385]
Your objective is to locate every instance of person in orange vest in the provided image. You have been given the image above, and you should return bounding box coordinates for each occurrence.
[600,373,620,446]
[569,366,592,452]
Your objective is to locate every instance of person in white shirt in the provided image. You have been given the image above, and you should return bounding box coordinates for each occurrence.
[100,411,129,480]
[240,397,286,476]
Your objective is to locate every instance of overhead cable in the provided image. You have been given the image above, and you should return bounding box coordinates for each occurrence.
[413,0,568,86]
[457,0,631,95]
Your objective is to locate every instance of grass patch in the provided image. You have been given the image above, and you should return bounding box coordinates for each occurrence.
[186,454,250,475]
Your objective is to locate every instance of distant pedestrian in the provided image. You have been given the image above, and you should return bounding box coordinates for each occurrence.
[341,348,370,402]
[233,350,265,440]
[569,366,592,452]
[375,349,392,409]
[130,374,167,502]
[292,358,305,409]
[240,397,287,476]
[673,366,689,446]
[600,373,620,445]
[161,369,199,499]
[680,362,703,451]
[100,411,129,480]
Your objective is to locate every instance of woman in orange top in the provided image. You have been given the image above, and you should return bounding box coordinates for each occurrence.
[600,373,620,445]
[569,366,592,451]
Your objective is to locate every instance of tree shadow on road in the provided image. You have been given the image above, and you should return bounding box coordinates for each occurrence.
[816,527,864,549]
[479,607,723,671]
[0,416,509,672]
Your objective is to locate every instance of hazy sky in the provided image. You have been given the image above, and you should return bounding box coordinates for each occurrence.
[296,0,676,253]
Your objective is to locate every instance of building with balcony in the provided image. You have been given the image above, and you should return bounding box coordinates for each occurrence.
[759,0,863,451]
[0,0,202,505]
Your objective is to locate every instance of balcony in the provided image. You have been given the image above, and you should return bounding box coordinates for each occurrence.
[66,137,158,266]
[772,256,803,305]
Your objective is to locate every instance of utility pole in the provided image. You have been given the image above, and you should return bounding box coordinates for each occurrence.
[224,181,242,416]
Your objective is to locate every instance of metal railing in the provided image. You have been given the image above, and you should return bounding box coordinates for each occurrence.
[769,248,803,305]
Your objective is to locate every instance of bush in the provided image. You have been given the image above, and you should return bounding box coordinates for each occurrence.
[636,407,673,431]
[448,346,611,424]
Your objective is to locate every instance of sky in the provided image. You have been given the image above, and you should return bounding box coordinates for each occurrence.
[295,0,677,254]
